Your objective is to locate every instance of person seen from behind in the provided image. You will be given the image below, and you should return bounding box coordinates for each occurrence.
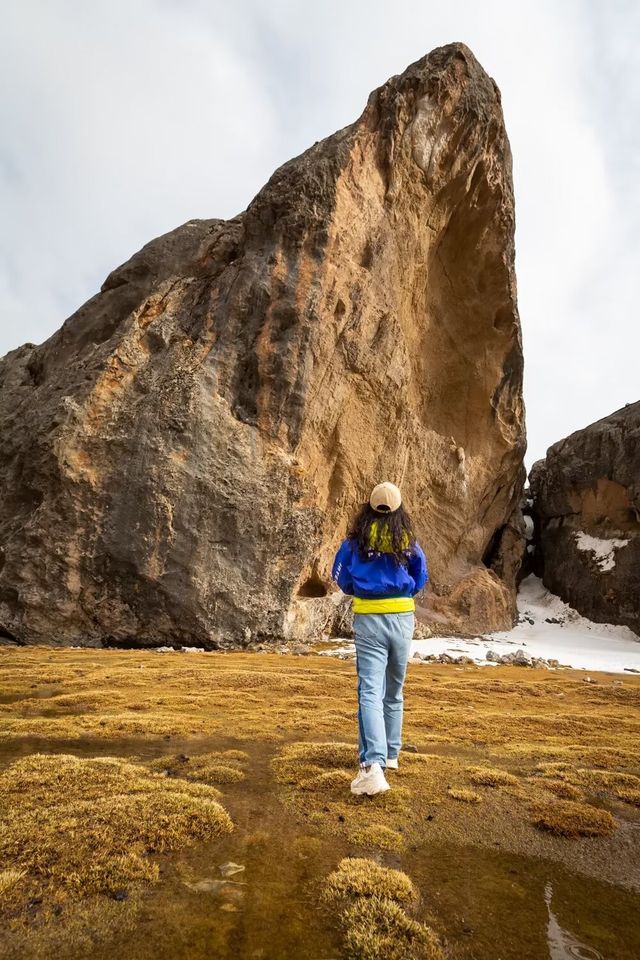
[331,481,428,797]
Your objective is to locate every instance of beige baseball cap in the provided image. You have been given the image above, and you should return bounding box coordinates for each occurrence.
[369,481,402,513]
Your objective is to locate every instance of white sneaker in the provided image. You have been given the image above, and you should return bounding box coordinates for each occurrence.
[386,757,399,770]
[350,762,390,796]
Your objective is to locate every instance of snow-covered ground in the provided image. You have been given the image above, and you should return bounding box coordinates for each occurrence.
[325,576,640,675]
[414,575,640,674]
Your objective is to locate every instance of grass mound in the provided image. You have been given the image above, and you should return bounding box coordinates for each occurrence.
[300,770,353,792]
[538,778,583,801]
[573,768,640,805]
[343,896,443,960]
[323,858,415,904]
[467,766,519,788]
[0,754,233,921]
[146,749,248,784]
[531,799,616,837]
[448,787,482,803]
[271,741,356,791]
[275,741,356,771]
[322,858,443,960]
[349,824,404,851]
[615,787,640,806]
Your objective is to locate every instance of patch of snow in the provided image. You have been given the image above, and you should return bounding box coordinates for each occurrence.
[523,515,534,539]
[412,576,640,674]
[574,531,629,572]
[154,644,207,653]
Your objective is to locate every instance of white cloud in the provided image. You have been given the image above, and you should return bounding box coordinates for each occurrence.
[1,0,638,468]
[0,0,279,343]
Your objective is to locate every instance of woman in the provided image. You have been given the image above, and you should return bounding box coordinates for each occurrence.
[331,481,428,796]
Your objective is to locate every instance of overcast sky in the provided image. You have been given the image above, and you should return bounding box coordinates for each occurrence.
[1,1,638,467]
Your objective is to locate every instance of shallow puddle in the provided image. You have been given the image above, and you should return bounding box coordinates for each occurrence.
[404,842,639,959]
[2,735,639,959]
[95,749,346,960]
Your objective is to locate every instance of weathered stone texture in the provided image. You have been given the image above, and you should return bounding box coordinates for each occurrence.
[0,44,525,647]
[530,402,640,636]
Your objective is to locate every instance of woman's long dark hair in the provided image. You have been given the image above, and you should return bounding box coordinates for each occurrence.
[347,502,416,567]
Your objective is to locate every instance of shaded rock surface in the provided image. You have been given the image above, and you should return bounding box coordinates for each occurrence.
[530,402,640,636]
[0,43,525,648]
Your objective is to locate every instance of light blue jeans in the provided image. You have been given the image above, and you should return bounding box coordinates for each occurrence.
[353,611,415,768]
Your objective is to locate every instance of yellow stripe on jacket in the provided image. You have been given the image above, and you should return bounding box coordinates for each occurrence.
[352,596,415,614]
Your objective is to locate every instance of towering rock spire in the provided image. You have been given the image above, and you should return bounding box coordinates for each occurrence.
[0,43,526,647]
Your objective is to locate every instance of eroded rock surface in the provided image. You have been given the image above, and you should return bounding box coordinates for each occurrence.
[530,402,640,636]
[0,43,525,647]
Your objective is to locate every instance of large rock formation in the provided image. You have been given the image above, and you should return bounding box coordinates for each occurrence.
[0,43,526,648]
[530,403,640,636]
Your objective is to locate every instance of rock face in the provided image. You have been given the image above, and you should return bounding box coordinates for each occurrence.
[0,43,526,648]
[530,403,640,636]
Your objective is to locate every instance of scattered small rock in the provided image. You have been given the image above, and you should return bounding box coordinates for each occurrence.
[513,649,532,667]
[218,862,245,878]
[289,643,312,656]
[184,878,227,893]
[531,657,550,669]
[404,744,419,753]
[485,650,501,662]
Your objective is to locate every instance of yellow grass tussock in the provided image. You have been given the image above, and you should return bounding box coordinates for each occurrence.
[0,753,233,920]
[531,799,616,838]
[322,858,444,960]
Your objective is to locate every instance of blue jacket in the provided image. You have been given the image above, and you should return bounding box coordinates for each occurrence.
[331,535,428,612]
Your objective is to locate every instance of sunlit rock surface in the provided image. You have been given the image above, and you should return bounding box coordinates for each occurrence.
[0,43,525,647]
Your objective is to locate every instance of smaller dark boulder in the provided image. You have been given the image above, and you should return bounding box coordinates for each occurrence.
[530,402,639,636]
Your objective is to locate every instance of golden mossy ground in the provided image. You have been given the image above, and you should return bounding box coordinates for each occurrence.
[0,746,248,956]
[0,752,233,944]
[1,646,640,952]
